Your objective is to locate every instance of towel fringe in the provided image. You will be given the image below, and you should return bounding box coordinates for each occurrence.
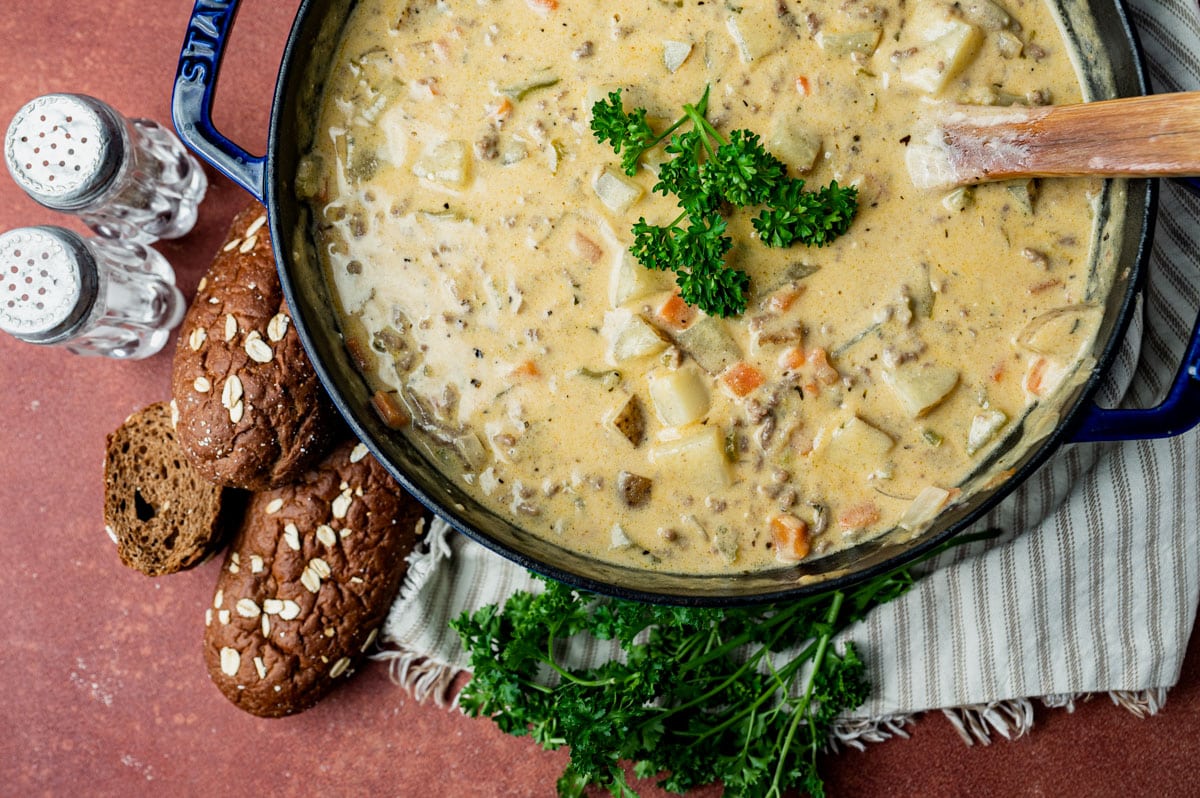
[1040,692,1083,712]
[374,648,461,708]
[828,714,915,752]
[940,698,1035,746]
[1107,687,1168,718]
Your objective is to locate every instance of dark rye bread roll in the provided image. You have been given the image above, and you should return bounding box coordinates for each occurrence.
[171,203,339,491]
[103,402,233,576]
[203,439,425,717]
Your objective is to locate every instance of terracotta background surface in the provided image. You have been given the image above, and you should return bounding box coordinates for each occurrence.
[2,2,1199,796]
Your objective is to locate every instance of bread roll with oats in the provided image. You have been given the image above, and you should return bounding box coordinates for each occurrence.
[203,439,425,717]
[171,203,339,490]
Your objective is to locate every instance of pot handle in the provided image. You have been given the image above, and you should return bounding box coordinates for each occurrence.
[1071,309,1200,442]
[170,0,265,201]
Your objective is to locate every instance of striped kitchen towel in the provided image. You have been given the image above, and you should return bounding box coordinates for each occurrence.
[378,0,1200,744]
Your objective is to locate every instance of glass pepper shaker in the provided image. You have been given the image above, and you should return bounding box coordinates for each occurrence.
[0,226,185,359]
[4,93,207,244]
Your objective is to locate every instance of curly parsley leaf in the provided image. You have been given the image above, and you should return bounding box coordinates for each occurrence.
[591,86,858,318]
[754,180,860,249]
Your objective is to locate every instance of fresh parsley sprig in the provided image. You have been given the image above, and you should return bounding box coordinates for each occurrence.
[452,530,999,798]
[590,87,858,318]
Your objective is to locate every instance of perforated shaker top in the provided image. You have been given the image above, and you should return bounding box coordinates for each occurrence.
[4,94,125,212]
[0,227,97,343]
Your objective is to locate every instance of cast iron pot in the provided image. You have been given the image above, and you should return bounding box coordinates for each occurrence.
[172,0,1200,605]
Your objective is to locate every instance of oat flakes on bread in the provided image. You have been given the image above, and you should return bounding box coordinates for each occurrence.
[171,203,339,491]
[103,402,233,576]
[203,439,425,717]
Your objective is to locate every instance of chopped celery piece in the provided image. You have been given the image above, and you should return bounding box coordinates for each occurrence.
[942,186,974,212]
[818,29,882,56]
[501,72,560,101]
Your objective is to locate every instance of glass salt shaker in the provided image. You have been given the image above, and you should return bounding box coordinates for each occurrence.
[0,226,185,359]
[4,93,207,244]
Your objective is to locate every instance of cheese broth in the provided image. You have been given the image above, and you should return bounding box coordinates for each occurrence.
[301,0,1111,574]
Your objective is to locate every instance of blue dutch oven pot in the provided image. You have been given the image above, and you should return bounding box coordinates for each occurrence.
[171,0,1200,605]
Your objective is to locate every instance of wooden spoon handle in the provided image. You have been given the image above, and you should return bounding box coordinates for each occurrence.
[907,91,1200,189]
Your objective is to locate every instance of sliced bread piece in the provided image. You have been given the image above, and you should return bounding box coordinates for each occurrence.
[204,439,425,717]
[170,203,340,491]
[104,402,232,576]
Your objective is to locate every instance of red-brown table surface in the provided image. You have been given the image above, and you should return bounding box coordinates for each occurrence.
[3,3,1199,796]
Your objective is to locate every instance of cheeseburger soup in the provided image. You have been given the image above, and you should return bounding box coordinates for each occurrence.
[300,0,1113,574]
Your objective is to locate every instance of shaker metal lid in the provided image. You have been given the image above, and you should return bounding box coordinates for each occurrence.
[4,94,125,212]
[0,226,98,343]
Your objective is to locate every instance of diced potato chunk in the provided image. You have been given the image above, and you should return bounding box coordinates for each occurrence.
[648,366,711,427]
[897,486,954,531]
[673,316,741,375]
[663,40,693,73]
[966,409,1007,455]
[610,250,669,307]
[413,140,471,188]
[593,166,644,213]
[650,426,731,488]
[712,525,739,564]
[603,309,669,364]
[611,523,633,549]
[769,118,823,174]
[882,362,960,418]
[726,7,786,62]
[960,0,1013,30]
[996,30,1023,58]
[897,2,983,94]
[1017,305,1101,360]
[818,417,895,476]
[817,29,882,56]
[617,471,653,507]
[606,394,647,447]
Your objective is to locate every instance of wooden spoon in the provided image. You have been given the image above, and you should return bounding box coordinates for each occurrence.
[905,91,1200,190]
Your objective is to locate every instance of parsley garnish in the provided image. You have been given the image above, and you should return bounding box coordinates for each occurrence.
[453,531,996,798]
[590,87,858,318]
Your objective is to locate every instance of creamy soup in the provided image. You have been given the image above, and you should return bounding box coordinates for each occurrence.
[298,0,1112,574]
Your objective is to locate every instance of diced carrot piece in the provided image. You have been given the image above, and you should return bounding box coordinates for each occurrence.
[766,286,804,313]
[722,362,765,397]
[526,0,558,11]
[658,293,695,329]
[770,514,811,562]
[1028,278,1062,295]
[989,360,1006,382]
[487,96,513,123]
[837,502,881,531]
[808,347,839,385]
[778,346,806,372]
[1024,357,1049,396]
[512,360,541,378]
[795,76,812,96]
[570,231,603,263]
[983,469,1016,490]
[371,390,411,429]
[803,381,820,399]
[345,337,375,373]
